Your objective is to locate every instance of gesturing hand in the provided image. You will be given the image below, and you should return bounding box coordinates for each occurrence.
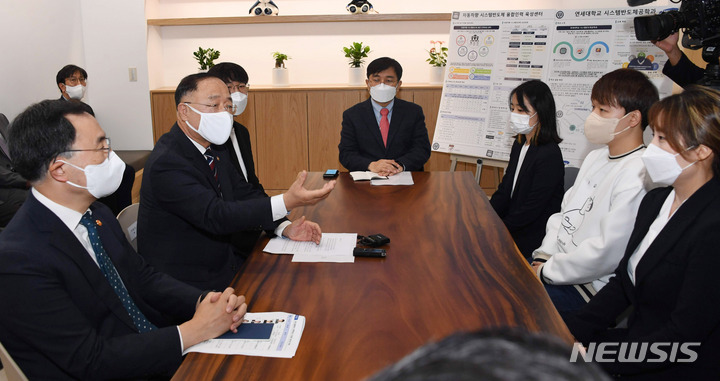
[283,171,335,210]
[283,216,322,244]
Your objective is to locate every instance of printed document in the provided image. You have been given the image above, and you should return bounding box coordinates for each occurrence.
[371,171,414,186]
[263,233,356,262]
[184,312,305,358]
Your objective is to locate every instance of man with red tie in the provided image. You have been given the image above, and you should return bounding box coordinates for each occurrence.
[339,57,431,176]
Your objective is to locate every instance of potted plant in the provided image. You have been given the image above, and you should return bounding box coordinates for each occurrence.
[427,40,448,84]
[343,42,371,85]
[272,51,290,87]
[193,47,221,72]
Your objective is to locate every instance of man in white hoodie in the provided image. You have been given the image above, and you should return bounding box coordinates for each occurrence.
[532,68,659,320]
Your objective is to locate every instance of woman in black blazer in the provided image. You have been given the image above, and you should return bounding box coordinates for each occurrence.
[567,86,720,380]
[490,80,564,259]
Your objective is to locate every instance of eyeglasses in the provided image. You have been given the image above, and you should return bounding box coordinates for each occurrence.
[184,102,237,114]
[228,83,250,92]
[63,138,111,154]
[65,77,87,86]
[369,77,397,86]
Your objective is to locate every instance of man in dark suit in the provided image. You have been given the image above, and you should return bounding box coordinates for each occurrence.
[339,57,431,176]
[138,73,335,291]
[0,113,29,227]
[0,99,246,380]
[208,62,267,257]
[56,64,134,215]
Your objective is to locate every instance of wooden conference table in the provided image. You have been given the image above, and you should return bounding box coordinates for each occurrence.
[172,172,572,380]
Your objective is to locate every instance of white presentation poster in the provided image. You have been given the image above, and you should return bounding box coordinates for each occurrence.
[432,7,675,167]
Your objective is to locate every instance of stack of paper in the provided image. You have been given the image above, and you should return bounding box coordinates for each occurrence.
[263,233,356,263]
[184,312,306,358]
[371,172,414,186]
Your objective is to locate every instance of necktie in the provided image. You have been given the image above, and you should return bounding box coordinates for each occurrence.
[380,108,389,147]
[204,148,220,189]
[79,212,157,333]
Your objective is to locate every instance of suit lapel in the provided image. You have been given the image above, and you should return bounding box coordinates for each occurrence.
[510,143,536,201]
[227,126,247,181]
[385,98,404,150]
[634,178,720,286]
[171,125,222,198]
[27,195,137,331]
[360,99,386,152]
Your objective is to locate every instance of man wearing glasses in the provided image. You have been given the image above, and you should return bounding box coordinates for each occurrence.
[138,73,335,291]
[207,62,267,258]
[55,64,134,215]
[56,64,94,115]
[339,57,431,176]
[0,99,247,379]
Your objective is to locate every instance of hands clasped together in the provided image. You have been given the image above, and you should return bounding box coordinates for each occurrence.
[369,159,402,177]
[180,287,247,349]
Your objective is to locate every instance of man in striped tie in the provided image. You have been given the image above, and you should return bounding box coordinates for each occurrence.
[139,73,336,291]
[0,99,247,379]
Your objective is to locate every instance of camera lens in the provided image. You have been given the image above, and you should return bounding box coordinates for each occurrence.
[633,11,679,41]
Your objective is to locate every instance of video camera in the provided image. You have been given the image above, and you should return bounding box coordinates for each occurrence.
[630,0,720,88]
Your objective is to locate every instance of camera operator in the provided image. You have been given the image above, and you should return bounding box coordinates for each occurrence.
[653,32,707,88]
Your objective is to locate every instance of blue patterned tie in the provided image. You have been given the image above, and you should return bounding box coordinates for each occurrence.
[79,212,157,333]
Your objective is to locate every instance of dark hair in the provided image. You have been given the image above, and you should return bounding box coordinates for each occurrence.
[368,328,610,381]
[367,57,403,81]
[8,100,89,182]
[591,68,659,130]
[207,62,249,85]
[56,64,88,86]
[649,85,720,177]
[510,80,562,146]
[174,73,216,106]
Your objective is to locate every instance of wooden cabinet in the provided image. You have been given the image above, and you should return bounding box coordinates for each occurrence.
[150,84,500,195]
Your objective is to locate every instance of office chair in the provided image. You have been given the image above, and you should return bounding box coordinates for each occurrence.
[564,166,580,192]
[0,340,28,381]
[116,203,140,251]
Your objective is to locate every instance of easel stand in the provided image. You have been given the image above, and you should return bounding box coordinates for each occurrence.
[449,154,507,185]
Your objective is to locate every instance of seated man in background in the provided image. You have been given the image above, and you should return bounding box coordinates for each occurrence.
[56,63,134,215]
[0,113,28,227]
[208,62,266,258]
[531,68,659,321]
[138,73,335,291]
[56,64,94,115]
[0,99,246,380]
[339,57,431,176]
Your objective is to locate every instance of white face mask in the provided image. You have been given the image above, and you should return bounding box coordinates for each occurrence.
[641,143,697,186]
[58,151,126,198]
[65,84,86,100]
[584,112,631,144]
[509,112,537,135]
[185,104,234,145]
[231,92,248,116]
[369,83,397,103]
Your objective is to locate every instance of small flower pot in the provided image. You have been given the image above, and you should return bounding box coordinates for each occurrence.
[272,67,289,87]
[349,66,365,86]
[429,66,446,84]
